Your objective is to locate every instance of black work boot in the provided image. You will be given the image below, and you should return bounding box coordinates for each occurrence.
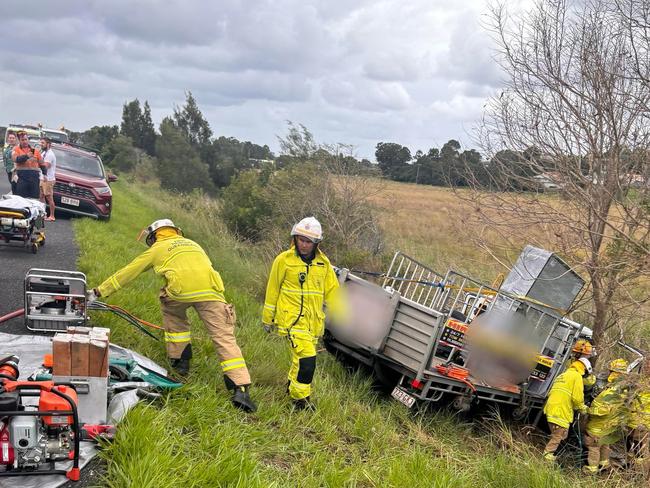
[170,358,190,377]
[231,385,258,413]
[170,344,192,377]
[224,376,257,413]
[292,397,316,411]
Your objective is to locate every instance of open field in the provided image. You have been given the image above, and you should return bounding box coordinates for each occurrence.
[369,180,524,281]
[73,180,646,487]
[370,179,650,344]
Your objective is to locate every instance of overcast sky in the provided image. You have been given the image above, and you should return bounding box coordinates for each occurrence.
[0,0,506,159]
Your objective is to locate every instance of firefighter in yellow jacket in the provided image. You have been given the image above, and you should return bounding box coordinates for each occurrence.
[583,358,629,474]
[542,358,591,461]
[88,219,257,412]
[628,387,649,468]
[262,217,339,410]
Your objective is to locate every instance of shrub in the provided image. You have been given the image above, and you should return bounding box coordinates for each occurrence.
[221,160,384,268]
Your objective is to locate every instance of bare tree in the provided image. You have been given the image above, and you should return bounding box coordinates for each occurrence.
[264,125,385,267]
[463,0,650,349]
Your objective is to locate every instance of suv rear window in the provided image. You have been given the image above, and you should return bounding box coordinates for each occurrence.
[54,149,104,178]
[43,130,69,143]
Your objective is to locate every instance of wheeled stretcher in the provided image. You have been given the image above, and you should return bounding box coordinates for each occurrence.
[0,195,46,254]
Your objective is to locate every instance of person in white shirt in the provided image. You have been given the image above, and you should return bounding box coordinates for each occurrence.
[39,137,57,221]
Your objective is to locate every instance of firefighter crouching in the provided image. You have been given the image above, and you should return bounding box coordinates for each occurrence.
[87,219,257,412]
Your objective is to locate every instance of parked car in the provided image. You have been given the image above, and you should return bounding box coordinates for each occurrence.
[51,143,116,220]
[41,126,69,143]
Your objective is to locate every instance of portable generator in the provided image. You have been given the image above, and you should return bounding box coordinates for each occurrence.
[24,269,87,332]
[0,355,81,481]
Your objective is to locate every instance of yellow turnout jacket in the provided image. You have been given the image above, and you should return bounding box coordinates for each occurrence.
[586,385,626,442]
[97,233,226,303]
[628,390,650,430]
[263,246,339,338]
[543,363,588,428]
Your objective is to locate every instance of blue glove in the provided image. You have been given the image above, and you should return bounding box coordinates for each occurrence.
[263,324,272,334]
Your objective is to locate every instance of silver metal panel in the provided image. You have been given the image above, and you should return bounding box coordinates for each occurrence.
[52,376,108,424]
[382,299,443,371]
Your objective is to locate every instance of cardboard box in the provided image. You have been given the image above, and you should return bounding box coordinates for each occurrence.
[67,326,92,335]
[70,335,90,376]
[89,339,109,377]
[52,333,72,376]
[91,327,111,339]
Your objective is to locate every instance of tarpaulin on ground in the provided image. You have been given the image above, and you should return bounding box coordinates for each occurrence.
[0,332,168,488]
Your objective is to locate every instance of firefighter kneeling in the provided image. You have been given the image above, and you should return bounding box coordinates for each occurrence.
[88,219,257,413]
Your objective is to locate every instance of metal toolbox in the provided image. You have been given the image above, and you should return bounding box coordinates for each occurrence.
[52,375,108,424]
[24,268,87,332]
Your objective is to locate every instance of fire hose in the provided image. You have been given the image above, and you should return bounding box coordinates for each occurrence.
[0,308,25,324]
[436,364,477,393]
[0,303,162,341]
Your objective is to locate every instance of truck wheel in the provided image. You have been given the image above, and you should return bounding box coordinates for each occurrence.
[452,395,472,412]
[373,361,400,392]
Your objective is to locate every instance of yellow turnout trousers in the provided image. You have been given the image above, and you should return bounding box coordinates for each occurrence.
[160,296,251,386]
[287,329,318,400]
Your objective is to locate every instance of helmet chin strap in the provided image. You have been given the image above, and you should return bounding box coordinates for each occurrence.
[293,236,318,261]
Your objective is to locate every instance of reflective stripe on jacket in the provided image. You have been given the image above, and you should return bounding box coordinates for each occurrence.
[543,364,587,428]
[97,235,227,303]
[262,246,338,338]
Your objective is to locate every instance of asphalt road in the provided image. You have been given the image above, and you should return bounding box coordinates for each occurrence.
[0,174,79,333]
[0,175,106,487]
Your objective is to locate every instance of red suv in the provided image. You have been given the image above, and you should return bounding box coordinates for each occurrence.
[51,143,116,220]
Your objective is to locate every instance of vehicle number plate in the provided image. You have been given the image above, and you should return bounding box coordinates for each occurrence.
[61,196,80,206]
[391,386,416,408]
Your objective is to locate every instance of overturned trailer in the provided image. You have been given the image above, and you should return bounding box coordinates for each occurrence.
[325,246,589,419]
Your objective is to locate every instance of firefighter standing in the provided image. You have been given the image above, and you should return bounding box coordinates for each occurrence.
[542,358,591,461]
[262,217,339,410]
[88,219,257,412]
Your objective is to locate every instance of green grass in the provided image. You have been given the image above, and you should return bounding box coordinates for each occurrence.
[74,180,646,487]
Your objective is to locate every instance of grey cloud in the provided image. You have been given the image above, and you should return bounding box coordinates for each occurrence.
[0,0,498,161]
[363,52,424,82]
[161,69,312,105]
[320,77,411,112]
[437,9,503,88]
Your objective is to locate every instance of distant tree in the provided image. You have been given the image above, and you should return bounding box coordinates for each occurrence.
[140,101,157,156]
[120,99,143,145]
[375,142,412,180]
[173,91,212,147]
[156,117,214,193]
[277,122,319,160]
[101,134,138,172]
[78,125,119,153]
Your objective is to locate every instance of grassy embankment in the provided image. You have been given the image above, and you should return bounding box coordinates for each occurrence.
[74,180,644,487]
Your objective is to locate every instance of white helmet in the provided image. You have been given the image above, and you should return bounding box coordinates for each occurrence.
[140,219,182,247]
[577,357,593,375]
[291,216,323,243]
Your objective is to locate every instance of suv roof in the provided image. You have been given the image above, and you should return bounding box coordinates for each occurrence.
[54,141,99,157]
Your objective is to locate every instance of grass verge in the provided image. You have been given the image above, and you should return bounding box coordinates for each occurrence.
[74,180,644,487]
